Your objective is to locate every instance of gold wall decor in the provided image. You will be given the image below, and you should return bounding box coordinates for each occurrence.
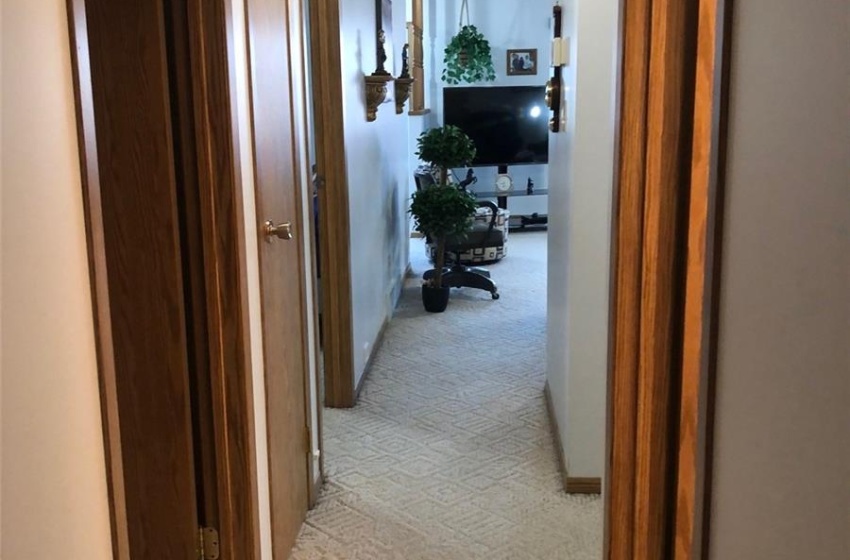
[394,77,414,114]
[365,74,393,121]
[546,3,566,132]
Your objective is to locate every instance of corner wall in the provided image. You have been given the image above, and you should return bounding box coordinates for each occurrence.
[1,0,114,557]
[340,0,411,385]
[708,1,850,558]
[546,0,618,480]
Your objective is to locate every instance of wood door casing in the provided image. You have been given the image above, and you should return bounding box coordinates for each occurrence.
[308,0,356,408]
[164,0,220,528]
[183,0,264,555]
[70,0,266,557]
[605,0,651,556]
[244,0,312,554]
[606,0,730,558]
[674,0,732,558]
[69,0,200,557]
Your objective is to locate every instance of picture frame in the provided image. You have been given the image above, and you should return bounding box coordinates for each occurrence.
[506,48,538,76]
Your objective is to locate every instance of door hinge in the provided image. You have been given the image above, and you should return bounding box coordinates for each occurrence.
[199,527,220,560]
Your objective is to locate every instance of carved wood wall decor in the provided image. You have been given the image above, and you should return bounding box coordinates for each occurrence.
[364,73,393,121]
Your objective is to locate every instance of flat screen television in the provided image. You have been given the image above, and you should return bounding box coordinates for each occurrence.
[443,85,549,167]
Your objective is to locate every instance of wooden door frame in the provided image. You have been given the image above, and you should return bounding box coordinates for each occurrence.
[307,0,357,408]
[67,0,262,557]
[70,0,733,554]
[283,0,327,505]
[605,0,733,559]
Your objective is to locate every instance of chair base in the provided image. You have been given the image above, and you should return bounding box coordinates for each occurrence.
[423,265,499,300]
[424,265,491,280]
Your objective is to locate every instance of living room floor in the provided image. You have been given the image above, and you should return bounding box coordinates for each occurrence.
[290,231,602,559]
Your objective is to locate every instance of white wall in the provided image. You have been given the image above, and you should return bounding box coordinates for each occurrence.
[1,0,114,558]
[340,0,411,385]
[708,2,850,558]
[427,0,551,217]
[546,0,618,479]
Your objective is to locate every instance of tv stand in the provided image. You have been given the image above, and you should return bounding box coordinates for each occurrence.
[479,165,548,229]
[519,213,549,229]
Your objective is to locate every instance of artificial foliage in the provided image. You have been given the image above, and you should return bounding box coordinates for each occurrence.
[411,125,479,289]
[415,125,477,185]
[442,25,497,85]
[409,185,477,288]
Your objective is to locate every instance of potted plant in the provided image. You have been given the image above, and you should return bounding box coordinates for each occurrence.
[442,25,497,85]
[410,126,478,312]
[415,125,477,186]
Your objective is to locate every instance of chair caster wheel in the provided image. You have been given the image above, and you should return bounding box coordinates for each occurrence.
[492,292,500,300]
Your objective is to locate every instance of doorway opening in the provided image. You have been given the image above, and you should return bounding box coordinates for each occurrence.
[65,0,729,556]
[293,0,618,557]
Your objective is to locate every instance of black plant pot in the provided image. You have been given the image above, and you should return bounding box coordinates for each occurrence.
[422,284,450,313]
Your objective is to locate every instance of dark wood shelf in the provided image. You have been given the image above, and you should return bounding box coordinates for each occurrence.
[474,188,549,198]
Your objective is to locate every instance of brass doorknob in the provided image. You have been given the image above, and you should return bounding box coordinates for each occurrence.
[264,220,293,241]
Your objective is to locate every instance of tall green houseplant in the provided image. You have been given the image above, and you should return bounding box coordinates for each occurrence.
[442,25,496,85]
[410,126,478,309]
[415,125,477,186]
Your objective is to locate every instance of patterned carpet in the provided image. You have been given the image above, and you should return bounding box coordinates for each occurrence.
[290,231,603,559]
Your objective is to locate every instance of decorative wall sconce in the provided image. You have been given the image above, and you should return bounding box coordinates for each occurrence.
[546,2,569,132]
[365,74,393,122]
[394,77,414,114]
[394,43,414,114]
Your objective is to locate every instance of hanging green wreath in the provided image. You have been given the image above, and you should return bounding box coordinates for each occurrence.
[442,25,497,85]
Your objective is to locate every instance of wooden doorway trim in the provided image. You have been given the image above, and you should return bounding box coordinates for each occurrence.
[66,0,261,557]
[183,0,262,557]
[308,0,357,408]
[673,0,733,558]
[605,0,733,558]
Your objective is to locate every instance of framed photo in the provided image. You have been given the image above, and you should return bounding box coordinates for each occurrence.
[506,49,538,76]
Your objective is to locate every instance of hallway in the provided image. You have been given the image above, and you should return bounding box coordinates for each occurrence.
[291,232,602,559]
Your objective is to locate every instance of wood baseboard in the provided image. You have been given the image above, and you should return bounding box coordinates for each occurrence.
[544,381,602,495]
[565,477,602,494]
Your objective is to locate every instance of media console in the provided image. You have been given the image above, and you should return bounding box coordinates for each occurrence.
[473,188,549,229]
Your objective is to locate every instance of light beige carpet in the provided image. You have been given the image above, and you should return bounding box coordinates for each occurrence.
[290,231,602,560]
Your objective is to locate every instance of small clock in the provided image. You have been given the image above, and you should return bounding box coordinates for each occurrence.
[495,174,513,193]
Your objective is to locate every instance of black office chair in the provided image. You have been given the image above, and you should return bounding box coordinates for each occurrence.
[414,169,503,300]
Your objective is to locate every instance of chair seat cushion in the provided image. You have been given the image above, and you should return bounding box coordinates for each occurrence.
[447,227,504,250]
[427,206,510,265]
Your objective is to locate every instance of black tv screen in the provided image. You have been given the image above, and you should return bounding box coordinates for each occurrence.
[444,86,549,167]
